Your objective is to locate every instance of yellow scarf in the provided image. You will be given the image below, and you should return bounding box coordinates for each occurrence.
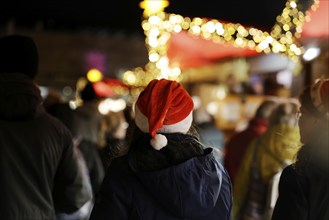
[232,124,301,220]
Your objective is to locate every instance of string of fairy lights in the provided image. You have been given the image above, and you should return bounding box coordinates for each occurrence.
[122,0,320,89]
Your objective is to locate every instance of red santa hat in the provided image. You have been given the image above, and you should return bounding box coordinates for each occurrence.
[135,79,194,150]
[310,78,329,118]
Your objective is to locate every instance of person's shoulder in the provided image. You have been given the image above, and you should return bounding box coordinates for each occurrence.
[107,156,132,177]
[37,110,73,138]
[103,155,136,187]
[281,164,297,180]
[281,164,310,190]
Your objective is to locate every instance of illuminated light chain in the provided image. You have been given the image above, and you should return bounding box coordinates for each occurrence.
[271,0,320,60]
[123,0,319,88]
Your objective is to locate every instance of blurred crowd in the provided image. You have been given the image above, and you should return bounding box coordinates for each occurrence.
[1,35,328,220]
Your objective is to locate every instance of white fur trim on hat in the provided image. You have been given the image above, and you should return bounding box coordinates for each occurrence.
[135,106,149,133]
[135,106,193,135]
[135,106,193,150]
[158,112,193,134]
[150,134,168,150]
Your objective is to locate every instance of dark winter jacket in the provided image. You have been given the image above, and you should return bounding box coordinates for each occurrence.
[90,147,232,220]
[272,164,329,220]
[0,73,92,220]
[271,124,329,220]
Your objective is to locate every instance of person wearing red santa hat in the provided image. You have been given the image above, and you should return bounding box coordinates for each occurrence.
[90,78,232,220]
[272,78,329,220]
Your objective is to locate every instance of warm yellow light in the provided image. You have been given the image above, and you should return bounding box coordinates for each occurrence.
[215,87,227,100]
[86,68,103,82]
[258,41,269,50]
[123,71,137,85]
[169,67,181,78]
[235,37,244,46]
[98,98,127,115]
[182,21,190,30]
[295,48,302,56]
[149,52,160,62]
[290,1,297,8]
[266,36,273,43]
[206,21,216,33]
[156,56,169,69]
[140,0,169,16]
[193,17,203,26]
[148,15,161,25]
[215,23,224,35]
[191,25,201,35]
[124,0,313,87]
[173,24,182,33]
[247,40,256,48]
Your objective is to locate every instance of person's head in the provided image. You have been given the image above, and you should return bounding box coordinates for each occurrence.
[296,79,329,171]
[298,79,329,144]
[193,107,213,125]
[254,99,278,120]
[0,35,39,79]
[104,111,127,139]
[80,82,98,102]
[268,100,299,127]
[134,79,194,150]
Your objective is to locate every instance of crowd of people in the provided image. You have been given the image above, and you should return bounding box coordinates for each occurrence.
[0,34,328,220]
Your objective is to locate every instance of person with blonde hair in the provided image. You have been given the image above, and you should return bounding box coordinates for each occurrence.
[225,99,278,185]
[233,100,302,220]
[98,110,128,169]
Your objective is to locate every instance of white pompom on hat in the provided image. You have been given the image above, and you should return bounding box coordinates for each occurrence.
[310,78,329,118]
[135,79,194,150]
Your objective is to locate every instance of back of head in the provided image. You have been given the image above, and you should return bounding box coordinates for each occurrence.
[254,99,278,120]
[131,79,204,172]
[104,111,126,137]
[299,78,329,120]
[298,79,329,141]
[134,79,194,150]
[80,82,98,102]
[296,79,329,171]
[269,101,299,126]
[0,35,38,79]
[193,108,212,125]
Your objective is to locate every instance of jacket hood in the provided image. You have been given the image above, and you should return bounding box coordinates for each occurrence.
[129,148,223,218]
[0,73,42,120]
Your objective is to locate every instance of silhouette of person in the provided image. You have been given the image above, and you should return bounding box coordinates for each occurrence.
[0,35,92,219]
[90,79,232,220]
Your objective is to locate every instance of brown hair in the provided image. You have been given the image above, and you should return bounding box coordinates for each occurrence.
[295,86,329,172]
[128,124,204,171]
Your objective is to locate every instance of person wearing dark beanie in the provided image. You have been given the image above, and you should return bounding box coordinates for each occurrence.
[0,34,92,220]
[0,35,39,79]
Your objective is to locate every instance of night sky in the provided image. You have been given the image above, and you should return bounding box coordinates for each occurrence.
[0,0,313,33]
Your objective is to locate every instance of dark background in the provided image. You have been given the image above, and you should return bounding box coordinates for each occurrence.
[0,0,313,34]
[0,0,317,91]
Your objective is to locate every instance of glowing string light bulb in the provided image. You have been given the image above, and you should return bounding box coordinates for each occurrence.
[123,0,320,88]
[87,68,103,83]
[139,0,169,17]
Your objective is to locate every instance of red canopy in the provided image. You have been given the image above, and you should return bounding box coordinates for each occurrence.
[301,0,329,39]
[166,2,328,71]
[167,31,259,70]
[93,78,130,97]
